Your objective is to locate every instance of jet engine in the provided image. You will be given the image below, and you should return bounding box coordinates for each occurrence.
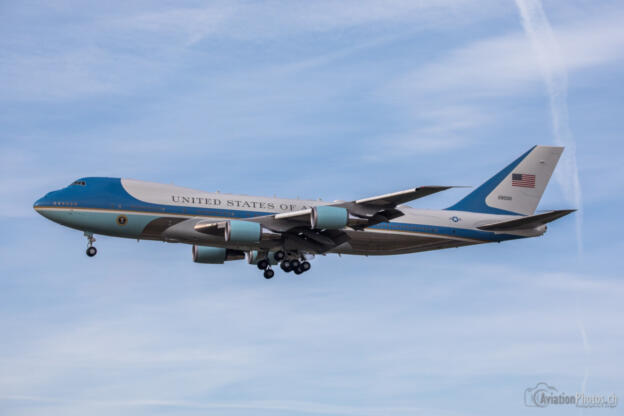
[224,220,280,243]
[310,206,348,229]
[192,245,245,264]
[225,220,261,243]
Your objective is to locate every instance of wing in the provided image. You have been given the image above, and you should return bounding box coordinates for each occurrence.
[336,186,454,227]
[351,186,454,207]
[193,186,456,254]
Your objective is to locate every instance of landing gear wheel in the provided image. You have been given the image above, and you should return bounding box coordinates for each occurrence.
[294,266,303,275]
[290,259,300,269]
[301,261,311,272]
[274,250,285,261]
[257,259,269,270]
[281,260,292,272]
[263,269,275,279]
[86,246,97,257]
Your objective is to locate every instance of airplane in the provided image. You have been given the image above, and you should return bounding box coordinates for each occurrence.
[33,145,574,279]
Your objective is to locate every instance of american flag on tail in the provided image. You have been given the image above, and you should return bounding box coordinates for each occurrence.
[512,173,535,188]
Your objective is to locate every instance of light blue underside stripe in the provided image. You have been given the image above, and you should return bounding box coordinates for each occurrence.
[41,207,521,243]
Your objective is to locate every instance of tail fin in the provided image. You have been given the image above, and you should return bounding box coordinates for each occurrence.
[447,145,563,216]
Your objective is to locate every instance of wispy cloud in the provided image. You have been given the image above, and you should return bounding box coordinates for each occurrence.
[116,0,502,42]
[380,7,624,194]
[0,0,502,102]
[0,395,445,416]
[2,251,622,412]
[392,12,624,97]
[362,106,490,159]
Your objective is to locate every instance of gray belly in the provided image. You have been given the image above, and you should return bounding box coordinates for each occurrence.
[333,229,477,255]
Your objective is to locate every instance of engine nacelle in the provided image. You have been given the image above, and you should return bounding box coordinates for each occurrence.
[246,250,278,266]
[311,206,348,229]
[192,245,244,264]
[225,220,262,243]
[224,220,281,243]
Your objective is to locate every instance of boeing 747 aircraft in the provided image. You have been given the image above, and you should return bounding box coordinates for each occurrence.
[34,145,574,279]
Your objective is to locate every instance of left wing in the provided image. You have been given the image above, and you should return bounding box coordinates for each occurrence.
[336,186,455,227]
[228,186,455,232]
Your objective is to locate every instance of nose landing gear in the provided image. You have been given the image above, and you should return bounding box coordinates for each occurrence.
[85,232,97,257]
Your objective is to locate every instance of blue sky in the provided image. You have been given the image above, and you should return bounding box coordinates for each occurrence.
[1,0,623,415]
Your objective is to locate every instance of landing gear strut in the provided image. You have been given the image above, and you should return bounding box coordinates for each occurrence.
[85,232,97,257]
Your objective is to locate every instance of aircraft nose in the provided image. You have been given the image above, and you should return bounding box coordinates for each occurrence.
[33,196,45,210]
[33,192,52,210]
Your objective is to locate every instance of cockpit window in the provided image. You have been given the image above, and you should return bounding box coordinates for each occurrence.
[71,180,86,186]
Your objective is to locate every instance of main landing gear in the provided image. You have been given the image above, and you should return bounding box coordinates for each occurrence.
[256,250,312,279]
[276,251,311,276]
[85,232,97,257]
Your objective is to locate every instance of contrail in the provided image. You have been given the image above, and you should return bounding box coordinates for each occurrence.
[514,0,583,254]
[577,310,591,414]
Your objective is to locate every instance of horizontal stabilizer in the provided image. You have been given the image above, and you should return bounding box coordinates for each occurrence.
[477,209,575,231]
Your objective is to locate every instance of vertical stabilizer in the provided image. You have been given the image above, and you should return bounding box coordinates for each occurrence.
[447,146,563,216]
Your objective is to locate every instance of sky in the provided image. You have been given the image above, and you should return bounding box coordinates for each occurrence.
[1,0,623,415]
